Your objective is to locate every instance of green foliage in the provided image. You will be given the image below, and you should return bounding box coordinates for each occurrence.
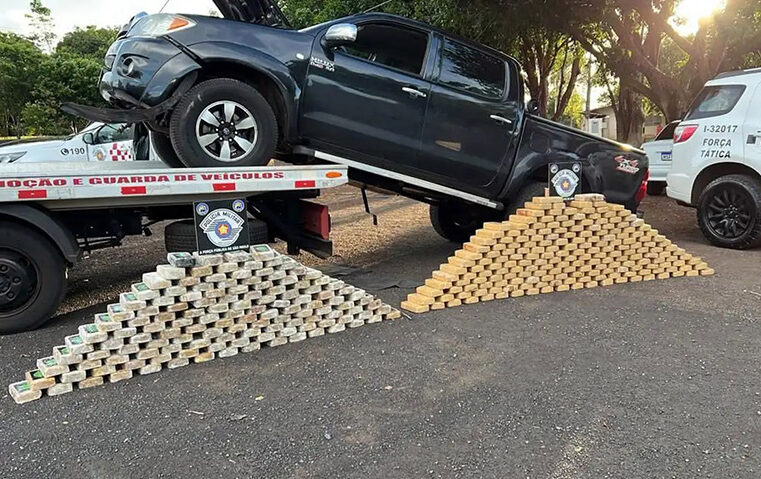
[56,26,119,62]
[0,32,44,136]
[24,0,56,52]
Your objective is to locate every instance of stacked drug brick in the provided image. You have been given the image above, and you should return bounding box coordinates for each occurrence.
[10,245,401,404]
[402,194,714,313]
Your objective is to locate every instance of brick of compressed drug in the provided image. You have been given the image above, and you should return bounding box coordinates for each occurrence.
[156,264,186,281]
[193,351,215,363]
[113,327,138,339]
[64,334,93,354]
[9,381,42,404]
[100,337,124,350]
[143,272,171,290]
[146,338,169,350]
[53,346,82,366]
[138,363,162,375]
[48,382,74,396]
[108,369,133,383]
[168,252,196,268]
[105,303,136,321]
[86,349,110,361]
[263,336,288,347]
[327,323,346,334]
[241,342,261,353]
[116,343,139,356]
[128,332,152,345]
[218,347,239,358]
[78,376,105,389]
[251,244,277,261]
[90,364,116,377]
[77,358,103,371]
[124,359,146,371]
[193,252,223,266]
[106,354,129,366]
[224,250,253,262]
[308,328,325,338]
[37,357,67,377]
[78,324,108,344]
[26,370,56,391]
[132,282,160,301]
[60,369,86,384]
[94,313,121,332]
[168,357,190,369]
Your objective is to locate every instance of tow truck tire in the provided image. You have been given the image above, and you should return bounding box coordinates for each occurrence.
[150,132,185,168]
[170,78,278,168]
[0,221,65,334]
[697,174,761,250]
[165,219,269,253]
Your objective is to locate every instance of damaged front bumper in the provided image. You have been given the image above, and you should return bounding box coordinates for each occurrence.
[61,72,197,124]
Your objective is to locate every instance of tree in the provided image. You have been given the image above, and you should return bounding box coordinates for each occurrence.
[544,0,761,121]
[24,0,56,52]
[0,32,43,137]
[56,26,118,62]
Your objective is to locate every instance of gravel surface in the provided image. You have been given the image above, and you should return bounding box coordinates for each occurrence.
[2,191,761,478]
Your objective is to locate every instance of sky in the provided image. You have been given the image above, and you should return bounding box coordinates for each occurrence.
[0,0,220,39]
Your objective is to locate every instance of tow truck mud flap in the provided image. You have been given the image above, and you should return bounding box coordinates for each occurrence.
[7,246,402,404]
[60,73,197,124]
[401,193,714,313]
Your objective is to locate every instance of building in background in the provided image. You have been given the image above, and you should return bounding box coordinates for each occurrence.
[582,105,666,142]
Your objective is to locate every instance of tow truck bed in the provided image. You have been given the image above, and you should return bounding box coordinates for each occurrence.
[0,162,349,333]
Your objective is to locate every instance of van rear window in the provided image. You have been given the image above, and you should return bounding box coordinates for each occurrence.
[685,85,746,120]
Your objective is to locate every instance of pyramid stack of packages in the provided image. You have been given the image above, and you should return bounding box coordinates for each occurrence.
[403,194,714,313]
[9,245,401,404]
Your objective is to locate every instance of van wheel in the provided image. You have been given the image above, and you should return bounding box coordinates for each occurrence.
[170,78,278,168]
[165,219,269,253]
[0,222,66,334]
[697,174,761,250]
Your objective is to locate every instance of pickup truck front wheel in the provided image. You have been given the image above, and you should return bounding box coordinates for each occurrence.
[697,174,761,249]
[170,78,278,168]
[0,221,66,334]
[430,202,495,243]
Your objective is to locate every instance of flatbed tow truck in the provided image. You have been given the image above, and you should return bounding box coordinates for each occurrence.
[0,161,348,333]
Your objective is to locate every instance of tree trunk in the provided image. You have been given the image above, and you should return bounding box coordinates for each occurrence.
[615,86,644,145]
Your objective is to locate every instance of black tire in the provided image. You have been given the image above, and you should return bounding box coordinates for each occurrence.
[169,78,278,168]
[647,182,666,196]
[697,174,761,250]
[430,202,499,243]
[504,181,547,216]
[0,221,66,334]
[150,132,185,168]
[165,219,269,253]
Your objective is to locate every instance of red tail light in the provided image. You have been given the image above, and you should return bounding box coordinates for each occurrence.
[674,124,698,144]
[636,170,649,203]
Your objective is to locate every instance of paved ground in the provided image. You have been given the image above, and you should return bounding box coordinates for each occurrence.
[2,192,761,478]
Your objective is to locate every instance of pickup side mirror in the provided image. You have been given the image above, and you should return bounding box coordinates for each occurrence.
[324,23,358,48]
[527,99,540,115]
[82,132,95,145]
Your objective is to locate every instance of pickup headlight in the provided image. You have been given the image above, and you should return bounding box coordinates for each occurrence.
[0,152,26,164]
[104,41,118,69]
[129,14,196,37]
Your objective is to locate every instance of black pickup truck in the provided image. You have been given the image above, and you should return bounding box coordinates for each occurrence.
[64,0,649,242]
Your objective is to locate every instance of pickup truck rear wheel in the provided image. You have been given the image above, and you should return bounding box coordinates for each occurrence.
[0,221,66,334]
[697,174,761,249]
[170,78,278,168]
[430,202,495,243]
[504,181,547,216]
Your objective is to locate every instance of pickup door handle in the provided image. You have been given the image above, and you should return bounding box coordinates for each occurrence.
[490,115,513,126]
[402,87,427,99]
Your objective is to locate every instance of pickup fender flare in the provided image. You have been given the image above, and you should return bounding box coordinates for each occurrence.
[187,42,301,141]
[0,204,79,265]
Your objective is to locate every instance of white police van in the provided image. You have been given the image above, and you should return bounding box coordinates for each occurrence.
[667,68,761,249]
[0,123,138,165]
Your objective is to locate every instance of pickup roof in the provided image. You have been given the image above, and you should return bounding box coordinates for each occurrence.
[64,1,649,242]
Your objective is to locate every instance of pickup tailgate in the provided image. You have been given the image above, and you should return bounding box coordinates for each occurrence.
[518,115,649,207]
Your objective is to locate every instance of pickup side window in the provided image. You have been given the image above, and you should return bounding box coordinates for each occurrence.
[438,39,506,99]
[685,85,746,120]
[341,23,428,76]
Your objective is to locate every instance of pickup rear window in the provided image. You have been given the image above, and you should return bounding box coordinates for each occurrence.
[438,39,506,99]
[685,85,746,120]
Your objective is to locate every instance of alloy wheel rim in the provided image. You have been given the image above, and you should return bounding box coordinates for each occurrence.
[195,100,258,162]
[0,249,38,315]
[706,186,753,239]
